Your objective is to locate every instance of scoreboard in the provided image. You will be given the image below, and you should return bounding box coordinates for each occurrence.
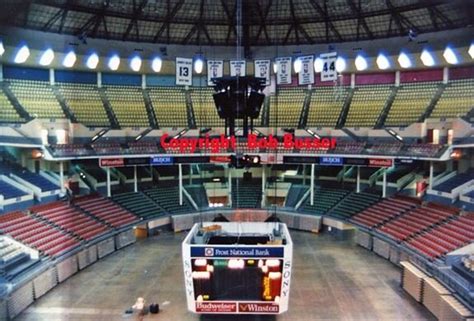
[182,222,293,314]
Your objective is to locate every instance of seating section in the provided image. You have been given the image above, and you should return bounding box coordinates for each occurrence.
[268,88,305,127]
[349,196,419,228]
[31,202,110,241]
[127,141,161,154]
[185,185,209,208]
[330,142,365,154]
[0,211,80,257]
[8,80,64,119]
[433,171,474,193]
[74,194,140,228]
[307,86,349,127]
[105,86,150,128]
[376,203,457,242]
[405,213,474,260]
[431,79,474,119]
[329,192,381,219]
[285,185,309,208]
[385,82,439,127]
[112,192,166,219]
[149,87,188,127]
[299,187,349,215]
[58,83,110,127]
[345,85,392,127]
[144,185,194,214]
[192,87,222,128]
[0,87,22,123]
[49,144,90,157]
[405,144,442,157]
[14,170,59,192]
[0,179,28,199]
[91,143,122,155]
[231,179,262,208]
[367,143,402,155]
[0,237,38,281]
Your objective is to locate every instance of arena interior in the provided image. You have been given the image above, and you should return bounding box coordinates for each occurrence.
[0,0,473,320]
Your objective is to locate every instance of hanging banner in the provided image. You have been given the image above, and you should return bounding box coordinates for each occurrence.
[207,60,224,86]
[320,52,337,82]
[176,57,193,86]
[275,57,292,85]
[254,59,271,85]
[298,55,314,85]
[230,60,246,76]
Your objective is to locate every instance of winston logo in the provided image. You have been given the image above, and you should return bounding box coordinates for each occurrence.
[238,303,279,313]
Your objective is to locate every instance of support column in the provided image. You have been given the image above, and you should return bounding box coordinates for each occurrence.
[356,166,361,193]
[261,165,266,207]
[302,164,306,185]
[141,74,147,89]
[350,73,355,88]
[106,167,111,197]
[189,165,192,185]
[0,63,3,81]
[429,161,434,190]
[228,169,232,207]
[382,169,387,198]
[133,166,138,193]
[443,67,449,84]
[59,161,65,194]
[97,72,102,88]
[395,71,400,87]
[49,69,55,85]
[179,164,183,205]
[310,164,315,206]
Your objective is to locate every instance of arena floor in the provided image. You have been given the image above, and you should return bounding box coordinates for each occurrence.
[15,230,435,321]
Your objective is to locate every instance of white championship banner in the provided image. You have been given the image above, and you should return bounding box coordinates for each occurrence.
[254,59,271,85]
[298,55,314,85]
[207,60,224,86]
[230,60,246,76]
[176,57,193,85]
[275,57,292,85]
[320,52,337,82]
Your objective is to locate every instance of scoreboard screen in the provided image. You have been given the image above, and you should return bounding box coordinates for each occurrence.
[192,258,283,301]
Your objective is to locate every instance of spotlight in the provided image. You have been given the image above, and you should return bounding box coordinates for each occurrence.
[335,56,346,72]
[152,57,162,72]
[14,45,30,64]
[313,57,324,72]
[63,51,77,68]
[130,55,142,72]
[108,54,120,70]
[0,41,4,56]
[354,55,368,71]
[420,49,435,67]
[293,57,302,73]
[376,53,390,70]
[469,43,474,60]
[194,56,204,74]
[39,48,54,66]
[398,52,412,68]
[443,47,458,65]
[86,53,99,69]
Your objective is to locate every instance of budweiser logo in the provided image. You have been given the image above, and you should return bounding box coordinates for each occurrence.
[195,302,237,313]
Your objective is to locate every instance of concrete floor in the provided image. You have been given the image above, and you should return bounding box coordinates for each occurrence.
[16,230,435,321]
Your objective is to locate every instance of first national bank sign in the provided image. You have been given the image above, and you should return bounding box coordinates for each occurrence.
[160,133,336,153]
